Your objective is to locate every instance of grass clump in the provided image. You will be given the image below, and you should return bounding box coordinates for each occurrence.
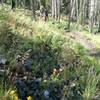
[82,67,100,100]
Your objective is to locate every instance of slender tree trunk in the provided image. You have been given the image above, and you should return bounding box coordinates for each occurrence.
[30,0,36,20]
[11,0,16,10]
[52,0,55,18]
[0,0,3,5]
[89,0,95,33]
[85,0,89,20]
[68,0,72,30]
[71,0,76,21]
[52,0,60,20]
[98,21,100,32]
[93,0,98,25]
[57,0,61,21]
[98,11,100,32]
[79,0,83,24]
[76,0,79,22]
[83,0,86,24]
[23,0,26,7]
[54,0,57,20]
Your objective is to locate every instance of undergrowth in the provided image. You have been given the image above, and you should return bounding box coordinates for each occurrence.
[0,6,100,100]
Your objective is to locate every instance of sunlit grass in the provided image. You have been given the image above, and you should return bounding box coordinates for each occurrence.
[82,66,100,100]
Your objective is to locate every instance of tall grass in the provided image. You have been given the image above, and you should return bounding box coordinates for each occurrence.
[82,67,100,100]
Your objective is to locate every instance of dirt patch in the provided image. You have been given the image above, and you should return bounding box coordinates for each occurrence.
[64,32,100,57]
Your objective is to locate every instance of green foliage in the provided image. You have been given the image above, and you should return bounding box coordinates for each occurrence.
[0,22,65,74]
[0,5,100,100]
[41,0,48,8]
[0,9,8,21]
[0,84,5,98]
[82,67,100,100]
[76,43,87,56]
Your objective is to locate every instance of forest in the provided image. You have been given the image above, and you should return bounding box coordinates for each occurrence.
[0,0,100,100]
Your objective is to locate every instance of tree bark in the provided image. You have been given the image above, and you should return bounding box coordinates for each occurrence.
[52,0,55,18]
[0,0,3,4]
[98,10,100,32]
[71,0,76,21]
[57,0,61,21]
[67,0,72,30]
[52,0,61,20]
[11,0,16,10]
[30,0,36,20]
[89,0,95,33]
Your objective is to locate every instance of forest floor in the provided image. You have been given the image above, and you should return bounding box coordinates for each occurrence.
[64,32,100,57]
[0,5,100,99]
[0,5,100,58]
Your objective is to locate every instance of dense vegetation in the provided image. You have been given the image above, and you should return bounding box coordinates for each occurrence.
[0,0,100,100]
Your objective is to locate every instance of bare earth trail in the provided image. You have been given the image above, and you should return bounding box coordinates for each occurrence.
[64,32,100,57]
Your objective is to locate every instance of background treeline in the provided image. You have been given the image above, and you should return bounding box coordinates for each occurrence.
[0,0,100,33]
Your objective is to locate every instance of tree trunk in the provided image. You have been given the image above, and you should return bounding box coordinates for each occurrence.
[11,0,16,10]
[98,10,100,32]
[52,0,61,20]
[54,0,57,19]
[51,0,54,18]
[57,0,61,21]
[30,0,36,20]
[67,0,72,30]
[98,21,100,32]
[71,0,76,21]
[0,0,3,5]
[89,0,95,33]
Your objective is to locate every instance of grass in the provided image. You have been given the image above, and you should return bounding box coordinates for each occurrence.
[0,4,100,66]
[0,5,100,99]
[82,67,100,100]
[81,31,100,49]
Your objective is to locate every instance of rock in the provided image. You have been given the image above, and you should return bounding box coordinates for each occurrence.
[43,90,50,99]
[0,69,4,76]
[0,56,7,64]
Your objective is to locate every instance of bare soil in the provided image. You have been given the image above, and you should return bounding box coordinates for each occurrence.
[64,32,100,57]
